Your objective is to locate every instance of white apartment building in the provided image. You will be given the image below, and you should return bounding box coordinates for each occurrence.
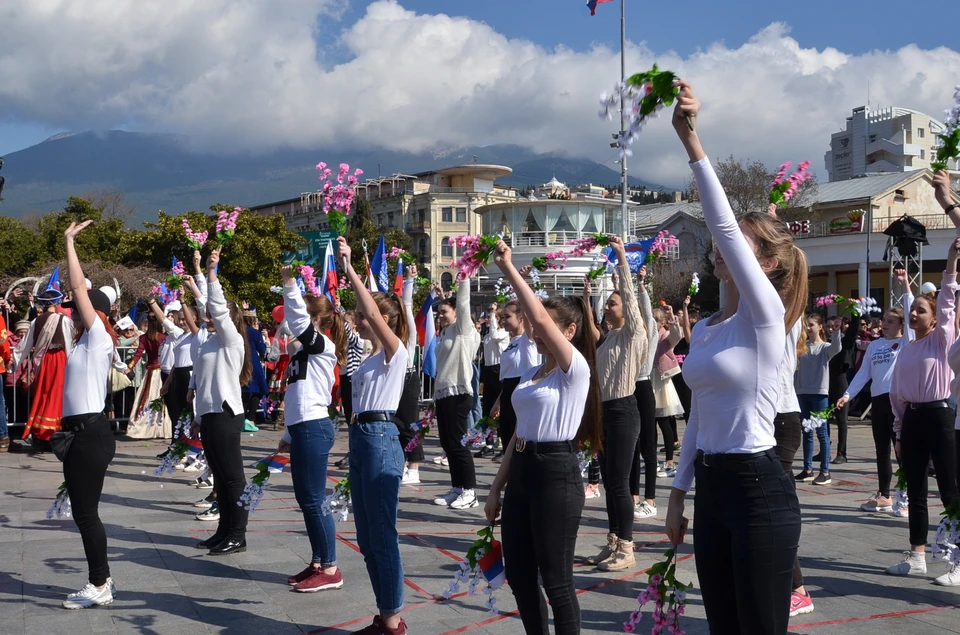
[825,105,955,182]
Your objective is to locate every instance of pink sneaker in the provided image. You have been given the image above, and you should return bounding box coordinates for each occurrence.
[584,483,601,499]
[294,568,344,593]
[789,590,814,617]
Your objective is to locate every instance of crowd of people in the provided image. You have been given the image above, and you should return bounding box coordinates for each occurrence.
[2,82,960,635]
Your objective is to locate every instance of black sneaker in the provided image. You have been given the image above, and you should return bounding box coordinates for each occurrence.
[833,455,847,465]
[795,469,815,483]
[335,455,349,469]
[475,446,496,459]
[813,472,832,486]
[812,452,822,462]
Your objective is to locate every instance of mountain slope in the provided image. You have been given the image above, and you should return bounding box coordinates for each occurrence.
[0,131,670,222]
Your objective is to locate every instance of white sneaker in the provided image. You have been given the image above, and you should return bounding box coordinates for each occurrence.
[886,551,927,576]
[432,454,446,465]
[193,497,214,509]
[433,488,461,506]
[195,476,214,489]
[184,461,204,473]
[196,506,220,521]
[62,582,114,609]
[634,501,658,519]
[401,469,421,485]
[935,563,960,586]
[174,460,186,471]
[108,578,117,598]
[450,489,479,510]
[656,464,677,478]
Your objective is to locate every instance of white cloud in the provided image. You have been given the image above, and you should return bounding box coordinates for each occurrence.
[2,0,959,185]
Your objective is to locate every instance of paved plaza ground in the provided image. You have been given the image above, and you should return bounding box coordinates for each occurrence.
[1,419,959,634]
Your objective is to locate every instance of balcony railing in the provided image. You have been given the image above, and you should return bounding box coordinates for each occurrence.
[406,220,431,232]
[793,214,954,240]
[508,230,608,248]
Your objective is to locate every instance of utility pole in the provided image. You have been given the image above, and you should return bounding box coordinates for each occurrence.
[619,0,628,241]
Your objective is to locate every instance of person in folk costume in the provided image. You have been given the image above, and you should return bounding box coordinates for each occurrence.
[125,307,170,439]
[58,221,120,609]
[19,287,74,443]
[241,307,268,432]
[0,312,11,452]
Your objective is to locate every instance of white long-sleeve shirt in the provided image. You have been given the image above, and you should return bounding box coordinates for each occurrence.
[674,158,786,493]
[402,278,417,370]
[434,281,480,400]
[483,312,510,366]
[777,320,802,414]
[193,280,245,418]
[636,286,659,382]
[845,336,904,399]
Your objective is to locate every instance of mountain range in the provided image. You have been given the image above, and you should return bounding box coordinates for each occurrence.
[0,130,671,223]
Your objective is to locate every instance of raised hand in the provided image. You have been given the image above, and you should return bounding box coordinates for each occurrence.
[934,170,956,210]
[493,239,512,270]
[336,236,353,264]
[206,246,222,272]
[518,265,532,278]
[638,264,647,281]
[672,80,700,138]
[193,249,202,272]
[64,220,94,239]
[281,265,294,283]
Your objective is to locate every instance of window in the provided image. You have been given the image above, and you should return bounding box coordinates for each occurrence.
[441,272,453,292]
[442,207,453,222]
[918,128,925,139]
[456,207,467,223]
[418,239,426,255]
[388,212,395,227]
[441,237,453,258]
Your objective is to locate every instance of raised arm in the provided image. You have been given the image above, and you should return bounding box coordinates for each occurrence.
[827,328,843,359]
[338,237,401,361]
[934,170,960,228]
[610,236,643,340]
[673,83,783,327]
[494,240,573,372]
[842,341,874,403]
[936,240,960,344]
[205,247,242,346]
[679,295,693,343]
[582,277,601,343]
[894,268,914,343]
[64,221,98,331]
[402,266,418,354]
[281,265,311,338]
[455,275,473,336]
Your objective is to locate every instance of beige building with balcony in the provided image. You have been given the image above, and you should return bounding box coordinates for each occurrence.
[825,106,955,182]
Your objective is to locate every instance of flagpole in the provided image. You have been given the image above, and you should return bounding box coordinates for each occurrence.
[619,0,628,242]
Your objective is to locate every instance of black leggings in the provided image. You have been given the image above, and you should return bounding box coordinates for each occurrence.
[481,364,501,419]
[657,416,677,462]
[396,370,425,463]
[599,395,640,541]
[63,413,116,587]
[901,406,959,547]
[870,394,897,498]
[166,366,193,427]
[502,446,584,635]
[241,392,262,424]
[694,450,801,634]
[201,405,249,541]
[435,394,476,489]
[497,377,521,452]
[341,373,354,425]
[673,370,692,421]
[630,379,658,501]
[772,411,804,591]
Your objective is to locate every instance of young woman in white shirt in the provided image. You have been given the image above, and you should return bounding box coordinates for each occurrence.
[191,246,254,556]
[337,237,411,635]
[490,299,540,462]
[273,265,347,593]
[397,265,425,484]
[485,239,601,635]
[59,221,120,609]
[478,303,510,458]
[837,278,907,513]
[664,83,808,634]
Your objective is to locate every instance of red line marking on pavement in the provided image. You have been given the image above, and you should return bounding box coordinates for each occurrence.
[407,534,465,562]
[798,604,958,628]
[336,534,439,601]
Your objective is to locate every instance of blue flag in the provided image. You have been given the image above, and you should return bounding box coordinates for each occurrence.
[369,235,389,293]
[605,237,657,273]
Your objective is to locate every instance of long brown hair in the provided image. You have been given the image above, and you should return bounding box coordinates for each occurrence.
[371,292,409,347]
[541,296,603,452]
[739,212,809,331]
[226,300,254,386]
[145,313,163,342]
[306,295,348,366]
[75,311,118,346]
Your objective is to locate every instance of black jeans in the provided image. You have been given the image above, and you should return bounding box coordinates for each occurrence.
[657,417,676,462]
[396,370,425,463]
[502,445,584,635]
[673,370,692,421]
[497,377,521,452]
[481,364,502,419]
[241,391,262,424]
[901,406,959,547]
[200,405,249,541]
[829,374,849,457]
[694,449,801,635]
[436,394,476,489]
[166,366,192,427]
[630,380,657,501]
[772,411,804,591]
[599,395,640,541]
[871,394,897,498]
[63,413,116,586]
[341,373,354,426]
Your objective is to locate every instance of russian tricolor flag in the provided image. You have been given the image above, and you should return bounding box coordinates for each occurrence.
[185,438,204,457]
[415,289,437,378]
[256,454,290,474]
[587,0,614,15]
[479,540,506,589]
[321,240,338,303]
[393,259,404,297]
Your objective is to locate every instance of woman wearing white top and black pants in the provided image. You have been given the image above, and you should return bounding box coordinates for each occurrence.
[59,221,119,609]
[485,239,601,635]
[338,237,411,635]
[665,84,808,634]
[192,246,254,555]
[397,266,425,483]
[491,299,540,461]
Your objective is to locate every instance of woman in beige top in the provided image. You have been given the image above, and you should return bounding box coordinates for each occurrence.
[584,236,648,572]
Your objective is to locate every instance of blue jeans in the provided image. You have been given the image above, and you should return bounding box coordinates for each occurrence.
[289,418,337,567]
[799,394,830,473]
[349,418,405,613]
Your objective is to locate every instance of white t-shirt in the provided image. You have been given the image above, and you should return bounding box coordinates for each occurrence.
[500,333,540,380]
[62,319,115,418]
[512,347,590,442]
[777,320,802,414]
[352,344,409,414]
[847,337,903,399]
[282,284,337,431]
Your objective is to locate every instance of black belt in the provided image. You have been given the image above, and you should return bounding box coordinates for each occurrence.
[61,413,106,433]
[697,448,776,469]
[514,437,575,454]
[909,400,952,410]
[353,410,398,424]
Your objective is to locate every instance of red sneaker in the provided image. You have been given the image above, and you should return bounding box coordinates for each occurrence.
[287,565,317,586]
[351,616,407,634]
[789,590,814,617]
[294,568,344,593]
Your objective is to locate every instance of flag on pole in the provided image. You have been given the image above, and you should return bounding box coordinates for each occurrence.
[587,0,614,15]
[369,235,389,293]
[393,259,405,296]
[415,290,437,377]
[362,246,377,293]
[320,240,338,303]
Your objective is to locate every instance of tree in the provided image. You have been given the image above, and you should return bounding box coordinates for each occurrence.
[686,156,817,217]
[35,197,129,264]
[0,217,45,276]
[85,188,138,225]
